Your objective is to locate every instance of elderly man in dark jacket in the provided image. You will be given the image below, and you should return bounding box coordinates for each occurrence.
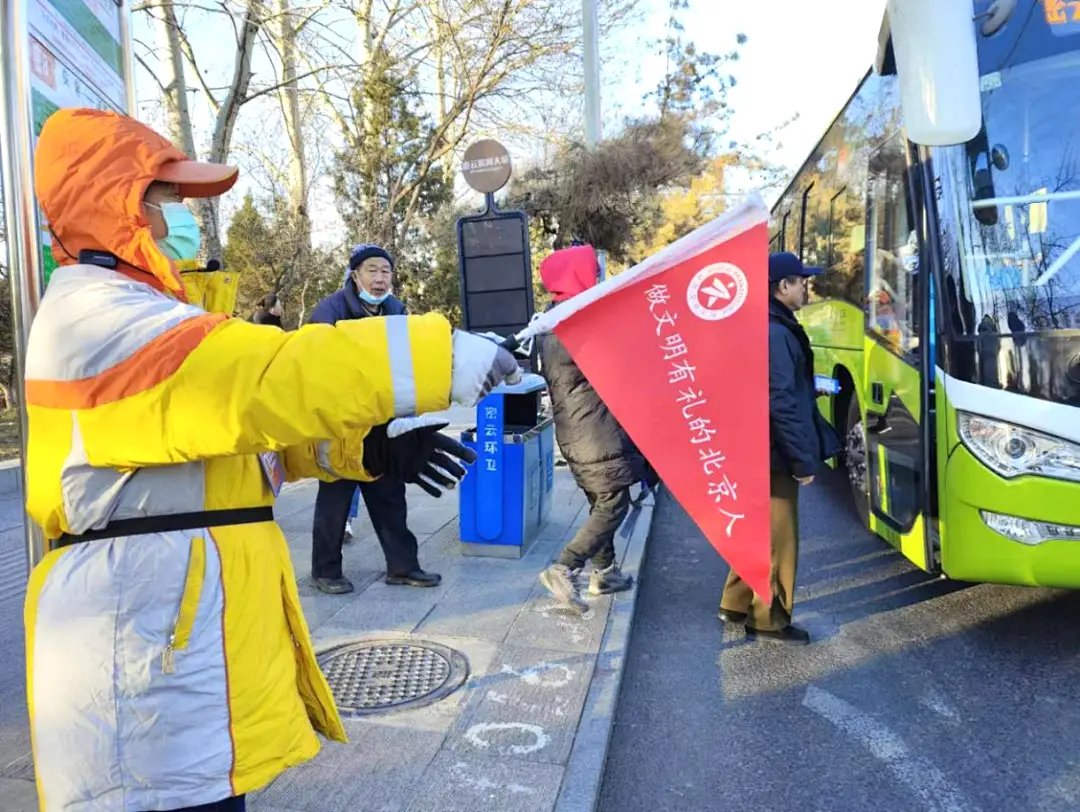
[536,245,647,613]
[718,252,841,644]
[306,243,440,594]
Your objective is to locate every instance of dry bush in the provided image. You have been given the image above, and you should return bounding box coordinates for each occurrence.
[509,116,706,260]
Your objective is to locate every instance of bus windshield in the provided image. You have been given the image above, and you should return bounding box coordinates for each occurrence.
[941,7,1080,335]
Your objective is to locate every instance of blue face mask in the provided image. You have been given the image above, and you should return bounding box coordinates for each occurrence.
[152,201,201,261]
[357,286,390,306]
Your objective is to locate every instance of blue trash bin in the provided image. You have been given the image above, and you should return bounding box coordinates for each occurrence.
[459,373,555,558]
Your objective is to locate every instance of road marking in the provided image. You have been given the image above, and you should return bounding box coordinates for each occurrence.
[918,686,961,723]
[464,722,550,756]
[449,761,537,795]
[803,686,979,812]
[500,662,575,688]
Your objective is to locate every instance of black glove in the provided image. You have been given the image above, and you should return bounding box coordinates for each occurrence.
[362,417,478,497]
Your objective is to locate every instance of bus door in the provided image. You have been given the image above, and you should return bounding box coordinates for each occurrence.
[862,132,933,571]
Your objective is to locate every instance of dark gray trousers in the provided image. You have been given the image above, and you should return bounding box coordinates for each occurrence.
[557,488,631,570]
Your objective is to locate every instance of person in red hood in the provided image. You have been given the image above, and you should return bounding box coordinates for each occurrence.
[536,245,647,613]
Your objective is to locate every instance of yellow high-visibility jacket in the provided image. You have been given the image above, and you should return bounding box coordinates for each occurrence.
[22,263,451,811]
[179,262,241,315]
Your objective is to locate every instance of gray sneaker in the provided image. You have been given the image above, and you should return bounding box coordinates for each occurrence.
[539,564,588,613]
[588,563,634,595]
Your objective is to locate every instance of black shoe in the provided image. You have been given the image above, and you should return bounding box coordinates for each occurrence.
[386,569,442,588]
[717,608,748,625]
[745,624,810,645]
[313,576,354,595]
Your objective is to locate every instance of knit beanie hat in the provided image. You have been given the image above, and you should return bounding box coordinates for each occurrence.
[348,243,394,271]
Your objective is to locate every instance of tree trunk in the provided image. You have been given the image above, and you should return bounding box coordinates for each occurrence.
[155,0,197,157]
[433,4,452,186]
[297,275,311,326]
[276,0,310,282]
[197,0,263,260]
[354,0,378,239]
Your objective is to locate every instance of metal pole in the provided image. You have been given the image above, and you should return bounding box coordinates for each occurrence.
[0,0,46,573]
[119,0,139,112]
[582,0,605,278]
[582,0,601,147]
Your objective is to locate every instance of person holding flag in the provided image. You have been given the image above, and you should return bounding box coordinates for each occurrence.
[717,252,841,644]
[496,195,782,637]
[536,245,645,613]
[23,108,520,812]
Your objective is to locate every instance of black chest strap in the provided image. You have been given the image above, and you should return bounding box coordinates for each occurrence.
[55,506,274,548]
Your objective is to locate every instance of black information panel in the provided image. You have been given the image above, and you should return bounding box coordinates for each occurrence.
[456,209,535,348]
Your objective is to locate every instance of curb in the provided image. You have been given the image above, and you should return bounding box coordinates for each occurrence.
[553,493,658,812]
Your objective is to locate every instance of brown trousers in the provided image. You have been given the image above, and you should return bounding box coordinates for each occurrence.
[720,469,800,631]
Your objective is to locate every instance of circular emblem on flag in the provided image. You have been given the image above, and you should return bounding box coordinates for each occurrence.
[686,262,748,321]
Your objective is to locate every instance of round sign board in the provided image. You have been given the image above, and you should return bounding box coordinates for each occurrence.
[461,139,512,194]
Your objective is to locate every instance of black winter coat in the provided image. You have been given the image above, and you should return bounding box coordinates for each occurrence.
[539,331,647,494]
[769,298,843,478]
[308,283,406,326]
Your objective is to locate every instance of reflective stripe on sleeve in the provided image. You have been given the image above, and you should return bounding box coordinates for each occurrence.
[384,316,418,416]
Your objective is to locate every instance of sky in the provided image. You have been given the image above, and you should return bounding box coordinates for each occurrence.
[131,0,888,246]
[600,0,887,190]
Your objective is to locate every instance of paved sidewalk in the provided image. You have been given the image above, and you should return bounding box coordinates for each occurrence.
[0,431,653,812]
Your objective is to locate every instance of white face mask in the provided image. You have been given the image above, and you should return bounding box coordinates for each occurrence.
[357,286,391,306]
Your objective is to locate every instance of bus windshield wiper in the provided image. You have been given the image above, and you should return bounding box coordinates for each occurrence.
[970,189,1080,209]
[970,190,1080,286]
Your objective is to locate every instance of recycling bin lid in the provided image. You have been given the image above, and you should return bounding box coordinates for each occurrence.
[491,372,546,395]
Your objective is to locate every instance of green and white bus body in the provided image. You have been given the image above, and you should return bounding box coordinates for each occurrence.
[769,5,1080,588]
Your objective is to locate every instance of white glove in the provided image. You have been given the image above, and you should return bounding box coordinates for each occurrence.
[387,413,449,439]
[450,331,523,406]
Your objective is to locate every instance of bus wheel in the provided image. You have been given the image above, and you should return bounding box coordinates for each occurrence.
[845,395,870,527]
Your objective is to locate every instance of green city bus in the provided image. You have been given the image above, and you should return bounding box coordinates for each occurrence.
[769,2,1080,588]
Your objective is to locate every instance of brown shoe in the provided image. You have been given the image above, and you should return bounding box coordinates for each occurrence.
[717,607,748,625]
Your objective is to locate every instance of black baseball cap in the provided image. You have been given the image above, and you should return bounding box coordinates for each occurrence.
[769,251,823,284]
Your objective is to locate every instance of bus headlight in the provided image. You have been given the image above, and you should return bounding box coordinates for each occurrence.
[981,511,1080,545]
[958,412,1080,483]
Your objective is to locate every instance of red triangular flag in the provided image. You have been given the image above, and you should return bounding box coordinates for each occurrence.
[527,196,771,600]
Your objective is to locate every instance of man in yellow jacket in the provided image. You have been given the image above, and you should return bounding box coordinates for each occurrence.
[23,107,520,812]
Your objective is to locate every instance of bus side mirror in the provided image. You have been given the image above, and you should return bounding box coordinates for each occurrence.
[966,124,998,226]
[879,0,982,147]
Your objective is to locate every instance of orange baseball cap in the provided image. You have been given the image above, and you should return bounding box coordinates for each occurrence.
[156,158,238,199]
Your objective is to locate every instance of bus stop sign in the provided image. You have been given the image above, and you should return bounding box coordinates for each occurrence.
[457,139,535,349]
[456,209,535,342]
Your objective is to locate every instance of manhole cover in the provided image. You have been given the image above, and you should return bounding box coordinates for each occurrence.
[317,639,468,717]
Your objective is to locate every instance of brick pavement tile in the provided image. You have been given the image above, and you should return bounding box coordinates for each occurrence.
[253,722,442,812]
[0,777,37,812]
[403,751,563,812]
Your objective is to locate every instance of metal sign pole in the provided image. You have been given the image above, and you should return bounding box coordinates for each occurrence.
[0,0,47,573]
[119,0,139,111]
[582,0,606,279]
[582,0,601,147]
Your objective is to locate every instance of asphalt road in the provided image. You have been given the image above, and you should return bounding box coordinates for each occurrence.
[598,467,1080,812]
